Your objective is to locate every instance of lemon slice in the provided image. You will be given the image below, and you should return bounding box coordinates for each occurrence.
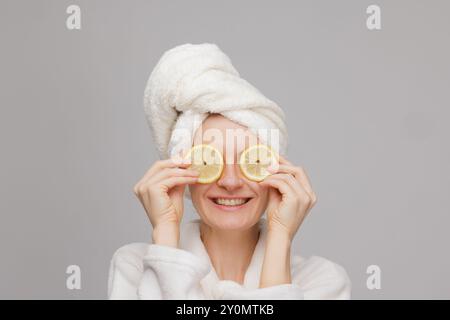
[185,144,224,184]
[239,144,278,182]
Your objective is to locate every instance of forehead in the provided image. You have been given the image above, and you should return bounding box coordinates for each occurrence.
[193,114,259,152]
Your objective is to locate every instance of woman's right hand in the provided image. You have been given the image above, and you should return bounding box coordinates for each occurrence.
[133,159,199,247]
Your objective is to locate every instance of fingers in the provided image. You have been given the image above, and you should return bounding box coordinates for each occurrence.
[134,175,198,198]
[159,176,199,190]
[271,162,317,206]
[260,175,295,199]
[263,174,308,202]
[263,170,317,211]
[295,168,317,205]
[142,158,190,180]
[134,164,198,196]
[265,174,313,212]
[278,154,293,166]
[136,159,191,186]
[149,167,199,184]
[274,165,313,194]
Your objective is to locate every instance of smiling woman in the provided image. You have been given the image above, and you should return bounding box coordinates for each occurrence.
[107,43,351,299]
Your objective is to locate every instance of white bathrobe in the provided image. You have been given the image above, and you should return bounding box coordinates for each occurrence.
[107,218,351,299]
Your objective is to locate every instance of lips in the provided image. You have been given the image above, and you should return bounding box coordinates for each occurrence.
[212,198,250,206]
[208,196,252,211]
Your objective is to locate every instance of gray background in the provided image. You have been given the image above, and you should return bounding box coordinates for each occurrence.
[1,0,449,299]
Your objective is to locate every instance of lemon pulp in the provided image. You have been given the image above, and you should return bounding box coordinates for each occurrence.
[239,144,278,182]
[185,144,223,184]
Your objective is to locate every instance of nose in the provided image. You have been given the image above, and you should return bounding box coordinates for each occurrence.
[217,164,244,192]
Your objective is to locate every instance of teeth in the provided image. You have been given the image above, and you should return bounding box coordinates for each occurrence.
[214,198,247,206]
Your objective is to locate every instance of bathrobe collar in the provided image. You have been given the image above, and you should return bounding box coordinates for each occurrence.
[179,219,268,291]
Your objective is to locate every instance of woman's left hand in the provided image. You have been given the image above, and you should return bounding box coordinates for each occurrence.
[260,156,317,241]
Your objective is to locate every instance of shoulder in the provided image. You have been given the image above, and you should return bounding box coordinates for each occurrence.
[291,255,352,299]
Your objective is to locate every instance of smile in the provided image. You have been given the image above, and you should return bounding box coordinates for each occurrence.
[210,198,252,211]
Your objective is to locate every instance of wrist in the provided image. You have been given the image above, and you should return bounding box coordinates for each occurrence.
[267,222,293,244]
[260,228,292,288]
[152,222,180,248]
[267,228,292,250]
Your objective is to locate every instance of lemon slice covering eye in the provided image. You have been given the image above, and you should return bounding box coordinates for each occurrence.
[239,144,278,182]
[185,144,224,184]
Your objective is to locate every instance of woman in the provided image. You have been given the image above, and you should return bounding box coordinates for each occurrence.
[108,43,351,299]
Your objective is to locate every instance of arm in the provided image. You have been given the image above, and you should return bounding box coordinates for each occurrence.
[259,229,292,288]
[108,158,205,299]
[258,156,317,289]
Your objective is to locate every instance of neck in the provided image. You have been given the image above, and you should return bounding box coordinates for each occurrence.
[200,221,261,285]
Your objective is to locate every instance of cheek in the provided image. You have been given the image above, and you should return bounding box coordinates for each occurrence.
[250,182,269,207]
[189,184,209,209]
[189,184,201,200]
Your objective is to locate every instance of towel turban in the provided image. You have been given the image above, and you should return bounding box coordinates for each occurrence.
[143,43,288,160]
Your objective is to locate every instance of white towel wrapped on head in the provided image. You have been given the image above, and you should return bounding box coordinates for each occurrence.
[143,43,288,160]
